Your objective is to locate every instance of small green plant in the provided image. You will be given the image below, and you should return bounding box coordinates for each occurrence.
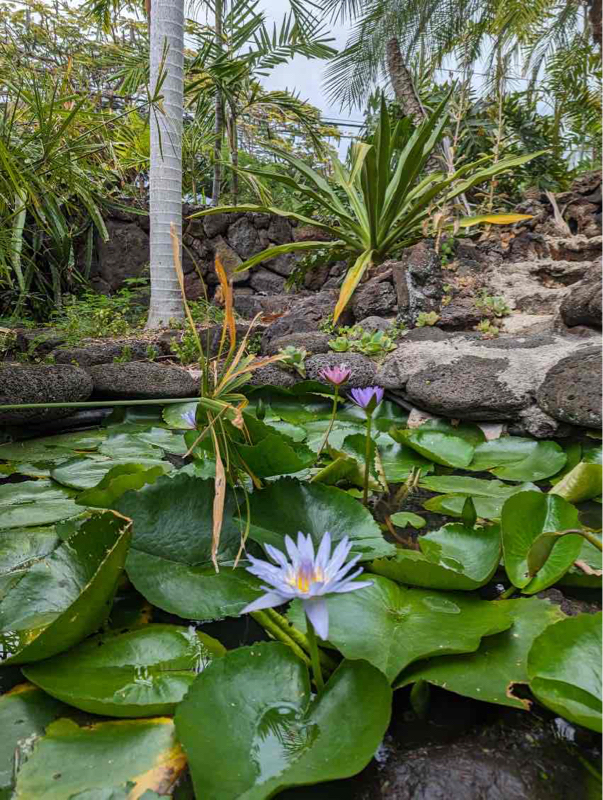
[476,319,500,338]
[171,331,202,365]
[51,288,146,344]
[279,345,307,377]
[318,313,337,336]
[439,238,455,266]
[389,320,407,339]
[416,311,441,327]
[329,325,396,357]
[145,344,158,362]
[475,291,511,318]
[245,332,263,356]
[113,345,133,364]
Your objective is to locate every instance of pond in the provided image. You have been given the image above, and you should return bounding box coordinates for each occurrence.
[0,384,601,799]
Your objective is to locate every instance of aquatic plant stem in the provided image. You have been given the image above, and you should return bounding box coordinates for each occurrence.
[305,615,325,692]
[363,411,373,506]
[263,607,338,671]
[250,611,310,667]
[499,585,517,599]
[564,529,603,552]
[316,387,339,458]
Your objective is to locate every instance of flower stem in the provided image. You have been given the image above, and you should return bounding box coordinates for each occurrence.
[562,528,603,552]
[305,616,325,693]
[363,412,373,507]
[264,607,338,671]
[316,387,339,458]
[499,585,517,599]
[250,611,310,666]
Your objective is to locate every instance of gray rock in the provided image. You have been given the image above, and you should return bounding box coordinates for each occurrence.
[351,278,397,320]
[306,353,377,388]
[227,217,262,260]
[262,291,352,348]
[15,329,67,356]
[264,332,332,356]
[512,405,572,439]
[559,268,602,328]
[52,340,161,367]
[203,212,232,239]
[92,219,149,293]
[247,211,271,229]
[355,316,393,333]
[549,235,602,262]
[86,363,198,399]
[249,363,297,388]
[211,236,247,284]
[264,253,298,277]
[390,241,443,326]
[536,345,602,429]
[377,332,596,424]
[402,327,449,343]
[438,299,484,331]
[267,215,293,245]
[249,268,287,294]
[0,364,93,424]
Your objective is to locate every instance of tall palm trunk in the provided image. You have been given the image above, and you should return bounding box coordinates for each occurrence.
[211,0,224,206]
[146,0,185,328]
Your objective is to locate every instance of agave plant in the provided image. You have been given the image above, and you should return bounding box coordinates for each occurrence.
[191,97,539,321]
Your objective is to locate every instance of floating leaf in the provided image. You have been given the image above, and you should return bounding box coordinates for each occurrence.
[236,434,315,477]
[549,461,603,503]
[0,514,130,665]
[370,523,501,591]
[501,491,582,593]
[175,642,392,800]
[0,527,60,601]
[0,683,68,799]
[24,624,225,717]
[528,612,602,732]
[559,534,602,589]
[0,431,106,463]
[376,435,434,482]
[247,478,394,561]
[0,481,80,530]
[391,429,476,469]
[76,464,169,509]
[469,438,566,481]
[399,597,565,709]
[289,576,512,682]
[51,457,173,491]
[390,512,426,529]
[13,716,187,799]
[423,480,538,521]
[162,402,198,429]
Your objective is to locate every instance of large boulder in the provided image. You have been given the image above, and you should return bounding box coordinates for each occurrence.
[390,241,443,326]
[227,216,262,260]
[86,363,198,399]
[559,268,602,328]
[377,332,597,430]
[249,268,287,294]
[263,332,332,356]
[261,291,353,349]
[92,219,149,293]
[536,346,602,429]
[52,339,161,367]
[351,276,397,320]
[0,364,93,424]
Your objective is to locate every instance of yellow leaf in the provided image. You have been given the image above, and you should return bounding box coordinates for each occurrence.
[333,250,374,323]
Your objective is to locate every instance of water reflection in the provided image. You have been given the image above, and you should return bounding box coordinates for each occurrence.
[252,705,319,783]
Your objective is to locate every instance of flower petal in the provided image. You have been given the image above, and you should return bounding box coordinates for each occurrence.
[303,597,329,641]
[331,578,374,594]
[241,591,288,614]
[265,544,290,570]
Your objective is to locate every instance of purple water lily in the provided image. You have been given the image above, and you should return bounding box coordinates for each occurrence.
[242,532,372,640]
[349,386,384,414]
[318,365,351,387]
[182,406,198,428]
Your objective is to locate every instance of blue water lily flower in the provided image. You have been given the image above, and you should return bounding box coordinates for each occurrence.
[241,532,372,640]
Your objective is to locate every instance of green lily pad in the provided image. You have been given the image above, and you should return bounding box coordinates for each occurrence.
[303,420,365,453]
[76,464,169,508]
[24,624,225,717]
[310,455,357,486]
[13,716,187,799]
[423,481,539,521]
[0,431,106,463]
[370,523,501,591]
[468,438,566,481]
[51,457,173,491]
[0,481,80,530]
[501,491,582,593]
[98,433,164,460]
[175,642,392,800]
[0,527,61,601]
[134,428,188,455]
[549,461,603,503]
[376,436,434,482]
[247,478,394,561]
[527,612,602,732]
[236,434,315,477]
[559,534,602,588]
[398,597,566,709]
[0,514,130,665]
[0,683,69,800]
[162,402,198,429]
[328,433,383,491]
[391,429,476,469]
[289,576,512,682]
[390,512,426,529]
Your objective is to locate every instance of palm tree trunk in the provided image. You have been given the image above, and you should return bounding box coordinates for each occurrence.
[211,0,224,206]
[147,0,185,328]
[228,101,239,204]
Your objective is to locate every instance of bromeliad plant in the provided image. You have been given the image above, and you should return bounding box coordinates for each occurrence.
[190,97,539,321]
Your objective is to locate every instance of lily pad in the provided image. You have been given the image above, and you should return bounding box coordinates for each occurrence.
[76,464,169,508]
[468,438,566,481]
[247,478,394,561]
[391,429,476,469]
[423,481,539,521]
[175,642,392,800]
[51,457,172,491]
[0,514,130,665]
[24,624,225,717]
[501,491,582,593]
[289,576,512,682]
[0,527,61,601]
[398,597,566,709]
[390,512,426,529]
[376,436,434,482]
[559,534,602,589]
[0,431,106,463]
[527,612,602,732]
[0,683,69,800]
[0,481,80,530]
[303,420,365,453]
[549,461,603,503]
[370,523,502,591]
[13,716,187,799]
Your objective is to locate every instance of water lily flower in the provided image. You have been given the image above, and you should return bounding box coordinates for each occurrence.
[182,406,198,428]
[318,365,351,387]
[242,532,372,640]
[349,386,384,414]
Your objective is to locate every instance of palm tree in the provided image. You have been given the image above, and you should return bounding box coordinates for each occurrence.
[147,0,185,327]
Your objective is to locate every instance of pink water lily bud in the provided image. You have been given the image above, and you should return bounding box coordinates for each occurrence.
[318,365,352,387]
